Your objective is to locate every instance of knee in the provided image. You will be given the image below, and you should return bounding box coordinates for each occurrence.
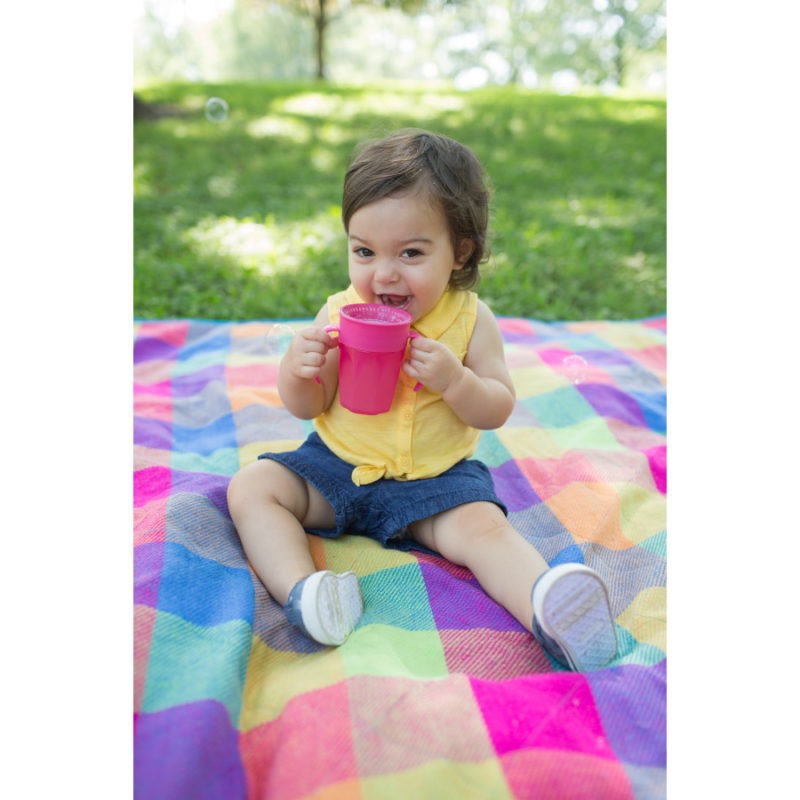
[227,459,274,516]
[226,463,254,519]
[226,459,305,519]
[457,515,514,553]
[428,502,512,563]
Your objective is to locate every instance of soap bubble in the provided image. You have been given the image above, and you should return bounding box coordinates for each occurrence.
[205,97,229,123]
[265,323,295,356]
[563,354,589,385]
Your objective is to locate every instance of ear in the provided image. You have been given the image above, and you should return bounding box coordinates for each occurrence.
[454,239,474,269]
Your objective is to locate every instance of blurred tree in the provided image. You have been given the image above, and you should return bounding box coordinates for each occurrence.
[501,0,666,88]
[271,0,454,79]
[605,0,666,85]
[215,1,314,79]
[133,0,665,90]
[134,2,207,81]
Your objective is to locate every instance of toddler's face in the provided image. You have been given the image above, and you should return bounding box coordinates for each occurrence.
[347,192,470,323]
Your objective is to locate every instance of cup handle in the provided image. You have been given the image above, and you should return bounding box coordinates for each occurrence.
[408,331,422,391]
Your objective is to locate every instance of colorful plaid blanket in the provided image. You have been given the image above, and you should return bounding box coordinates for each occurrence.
[134,315,666,799]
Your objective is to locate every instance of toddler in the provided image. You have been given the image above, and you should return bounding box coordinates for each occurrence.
[227,130,617,671]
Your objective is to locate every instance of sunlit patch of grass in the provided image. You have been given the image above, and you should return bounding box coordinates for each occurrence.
[275,88,466,124]
[318,123,351,145]
[179,93,212,113]
[247,115,312,142]
[207,173,237,198]
[279,91,343,117]
[134,162,153,196]
[184,210,345,278]
[310,148,338,171]
[602,100,664,123]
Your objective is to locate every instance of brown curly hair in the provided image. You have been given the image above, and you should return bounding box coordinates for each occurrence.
[342,129,492,290]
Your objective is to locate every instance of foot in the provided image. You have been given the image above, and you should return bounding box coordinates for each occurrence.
[531,563,617,671]
[283,570,363,646]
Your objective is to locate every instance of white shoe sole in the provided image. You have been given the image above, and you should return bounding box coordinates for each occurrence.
[300,570,363,646]
[533,564,617,671]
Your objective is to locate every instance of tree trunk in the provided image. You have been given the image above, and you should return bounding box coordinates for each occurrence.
[611,2,627,87]
[315,0,327,79]
[613,30,624,85]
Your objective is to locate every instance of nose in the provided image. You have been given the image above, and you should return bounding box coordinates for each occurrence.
[373,258,399,284]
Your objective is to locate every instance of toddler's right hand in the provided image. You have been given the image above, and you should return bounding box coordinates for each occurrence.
[284,326,337,382]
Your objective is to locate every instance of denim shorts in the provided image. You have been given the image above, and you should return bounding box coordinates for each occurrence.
[258,432,507,553]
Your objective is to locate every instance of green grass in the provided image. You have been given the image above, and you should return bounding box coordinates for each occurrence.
[134,81,665,321]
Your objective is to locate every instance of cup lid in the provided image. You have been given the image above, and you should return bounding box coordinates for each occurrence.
[340,303,412,325]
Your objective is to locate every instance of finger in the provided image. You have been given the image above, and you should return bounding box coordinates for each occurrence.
[296,368,322,383]
[402,361,420,380]
[405,347,425,366]
[409,336,434,354]
[302,351,327,369]
[297,334,334,357]
[301,327,337,348]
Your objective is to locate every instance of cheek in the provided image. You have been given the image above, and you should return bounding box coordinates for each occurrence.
[348,264,373,296]
[418,271,452,296]
[347,259,363,283]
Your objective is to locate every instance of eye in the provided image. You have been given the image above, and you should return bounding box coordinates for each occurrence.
[353,246,374,258]
[402,248,424,259]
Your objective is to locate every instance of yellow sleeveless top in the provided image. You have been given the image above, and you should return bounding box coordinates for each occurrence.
[313,285,480,485]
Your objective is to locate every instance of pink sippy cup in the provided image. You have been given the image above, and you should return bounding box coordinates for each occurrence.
[324,303,420,414]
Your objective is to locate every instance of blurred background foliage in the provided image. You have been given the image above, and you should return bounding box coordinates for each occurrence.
[134,0,665,322]
[135,0,666,93]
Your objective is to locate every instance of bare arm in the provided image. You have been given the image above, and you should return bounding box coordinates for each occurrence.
[277,304,340,419]
[403,299,516,430]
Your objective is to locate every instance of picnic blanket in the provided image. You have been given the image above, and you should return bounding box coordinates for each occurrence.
[133,315,666,799]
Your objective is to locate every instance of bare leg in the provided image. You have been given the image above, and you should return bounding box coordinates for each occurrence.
[410,501,549,632]
[227,459,336,605]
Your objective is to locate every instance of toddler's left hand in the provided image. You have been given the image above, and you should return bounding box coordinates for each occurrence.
[403,336,463,393]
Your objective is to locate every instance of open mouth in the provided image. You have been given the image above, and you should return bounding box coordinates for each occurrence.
[378,294,411,310]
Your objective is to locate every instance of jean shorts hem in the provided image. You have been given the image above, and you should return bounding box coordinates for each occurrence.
[258,433,506,555]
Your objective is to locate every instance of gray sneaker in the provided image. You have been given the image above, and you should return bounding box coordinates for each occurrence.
[531,563,617,671]
[283,570,363,646]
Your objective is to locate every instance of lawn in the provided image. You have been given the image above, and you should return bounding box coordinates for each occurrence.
[134,81,665,321]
